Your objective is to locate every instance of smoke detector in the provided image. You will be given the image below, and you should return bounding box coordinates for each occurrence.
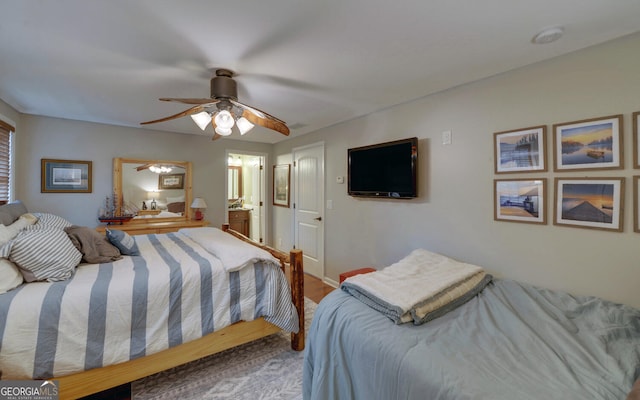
[532,27,564,44]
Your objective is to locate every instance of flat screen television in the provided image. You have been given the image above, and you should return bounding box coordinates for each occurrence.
[348,137,418,198]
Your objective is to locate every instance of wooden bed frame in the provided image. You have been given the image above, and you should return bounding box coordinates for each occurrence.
[55,224,304,399]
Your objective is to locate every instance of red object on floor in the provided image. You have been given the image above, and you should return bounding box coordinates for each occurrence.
[339,267,376,283]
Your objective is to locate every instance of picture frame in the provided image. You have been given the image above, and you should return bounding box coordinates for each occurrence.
[552,114,623,171]
[554,177,624,232]
[41,159,92,193]
[634,176,640,233]
[273,164,290,208]
[158,173,184,190]
[494,178,546,224]
[633,111,639,168]
[494,126,547,174]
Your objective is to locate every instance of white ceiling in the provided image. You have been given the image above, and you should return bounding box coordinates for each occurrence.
[1,1,639,144]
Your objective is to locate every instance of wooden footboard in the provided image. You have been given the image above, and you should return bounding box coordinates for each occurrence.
[55,225,304,400]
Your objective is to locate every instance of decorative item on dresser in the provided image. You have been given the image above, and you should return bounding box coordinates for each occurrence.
[96,218,209,235]
[191,197,207,221]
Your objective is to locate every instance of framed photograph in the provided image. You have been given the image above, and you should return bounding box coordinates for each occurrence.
[494,126,547,174]
[494,178,546,224]
[633,111,639,168]
[553,114,623,171]
[634,176,640,233]
[158,173,184,190]
[41,159,92,193]
[554,177,624,232]
[273,164,290,208]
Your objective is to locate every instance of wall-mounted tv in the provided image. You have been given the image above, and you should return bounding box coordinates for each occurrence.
[348,137,418,199]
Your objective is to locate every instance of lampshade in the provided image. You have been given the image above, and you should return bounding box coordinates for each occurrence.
[236,117,255,135]
[148,191,159,199]
[190,111,212,131]
[190,198,208,209]
[214,110,234,136]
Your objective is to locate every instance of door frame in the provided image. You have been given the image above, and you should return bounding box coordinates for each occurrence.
[225,150,269,244]
[292,141,325,279]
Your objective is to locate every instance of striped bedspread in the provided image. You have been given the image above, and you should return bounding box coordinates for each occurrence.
[0,231,298,380]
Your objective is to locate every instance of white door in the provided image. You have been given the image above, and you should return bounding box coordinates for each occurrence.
[293,143,324,279]
[249,158,264,242]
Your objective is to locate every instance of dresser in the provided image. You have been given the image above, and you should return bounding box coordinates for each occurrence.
[96,219,209,236]
[228,209,250,237]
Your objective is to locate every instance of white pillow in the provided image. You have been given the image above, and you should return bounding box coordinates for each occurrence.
[0,213,38,246]
[32,213,72,229]
[0,227,81,282]
[0,258,23,293]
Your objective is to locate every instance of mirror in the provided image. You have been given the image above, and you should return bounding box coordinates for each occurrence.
[228,166,243,201]
[113,158,192,222]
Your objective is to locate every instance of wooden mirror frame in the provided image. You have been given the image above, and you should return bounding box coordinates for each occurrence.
[113,157,193,222]
[228,165,243,201]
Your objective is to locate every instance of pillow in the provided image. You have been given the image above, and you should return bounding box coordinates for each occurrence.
[32,213,73,229]
[0,227,82,282]
[65,225,122,264]
[0,213,38,245]
[0,258,23,293]
[106,229,140,256]
[166,195,185,204]
[0,201,29,226]
[167,202,185,214]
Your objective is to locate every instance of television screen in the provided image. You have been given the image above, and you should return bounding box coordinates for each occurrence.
[348,137,418,198]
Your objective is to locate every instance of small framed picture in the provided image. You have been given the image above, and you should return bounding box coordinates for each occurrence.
[494,126,547,174]
[634,176,640,233]
[158,173,184,190]
[41,159,92,193]
[494,178,546,224]
[273,164,290,208]
[633,111,639,168]
[554,177,624,232]
[553,114,623,171]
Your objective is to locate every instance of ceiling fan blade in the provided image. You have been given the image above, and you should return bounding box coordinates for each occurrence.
[212,133,222,141]
[135,164,153,171]
[231,99,289,136]
[160,98,220,105]
[141,104,207,125]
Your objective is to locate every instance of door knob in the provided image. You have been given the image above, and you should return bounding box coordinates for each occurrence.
[314,216,322,221]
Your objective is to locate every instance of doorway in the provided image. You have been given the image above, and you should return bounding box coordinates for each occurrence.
[293,142,325,279]
[226,151,267,243]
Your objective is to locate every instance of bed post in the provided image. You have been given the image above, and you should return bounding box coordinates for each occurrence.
[290,249,305,351]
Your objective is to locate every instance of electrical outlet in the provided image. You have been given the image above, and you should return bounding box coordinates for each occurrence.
[442,130,452,145]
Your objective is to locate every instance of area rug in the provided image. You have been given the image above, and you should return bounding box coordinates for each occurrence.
[131,297,317,400]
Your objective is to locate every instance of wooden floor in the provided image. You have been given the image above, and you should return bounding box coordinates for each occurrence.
[304,272,336,303]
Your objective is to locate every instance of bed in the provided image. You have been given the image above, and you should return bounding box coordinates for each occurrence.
[303,249,640,400]
[0,202,304,399]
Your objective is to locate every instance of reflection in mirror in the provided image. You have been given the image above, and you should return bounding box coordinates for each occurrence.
[114,158,192,222]
[228,166,242,201]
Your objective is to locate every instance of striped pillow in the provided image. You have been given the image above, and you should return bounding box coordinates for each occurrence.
[1,227,82,282]
[32,213,73,229]
[106,228,140,256]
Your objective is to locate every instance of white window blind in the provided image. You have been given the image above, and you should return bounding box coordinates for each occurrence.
[0,120,14,205]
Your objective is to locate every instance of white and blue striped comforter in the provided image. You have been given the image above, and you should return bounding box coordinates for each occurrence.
[0,230,298,380]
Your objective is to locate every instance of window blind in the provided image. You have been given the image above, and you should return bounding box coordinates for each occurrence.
[0,120,14,205]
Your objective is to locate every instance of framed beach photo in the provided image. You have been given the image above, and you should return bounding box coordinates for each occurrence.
[633,111,639,168]
[494,178,546,224]
[41,159,92,193]
[273,164,290,208]
[494,126,546,174]
[158,173,184,190]
[553,115,623,171]
[554,177,624,232]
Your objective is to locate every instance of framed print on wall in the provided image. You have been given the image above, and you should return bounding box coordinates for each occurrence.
[41,159,92,193]
[494,126,547,174]
[634,176,640,233]
[494,178,546,224]
[553,114,623,172]
[158,173,184,190]
[554,177,624,232]
[633,111,639,168]
[273,164,290,208]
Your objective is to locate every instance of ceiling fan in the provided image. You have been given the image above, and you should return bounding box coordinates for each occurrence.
[141,68,290,140]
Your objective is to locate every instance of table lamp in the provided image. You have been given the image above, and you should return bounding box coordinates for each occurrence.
[148,191,159,210]
[191,198,207,221]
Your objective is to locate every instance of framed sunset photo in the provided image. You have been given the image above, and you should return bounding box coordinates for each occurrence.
[494,126,546,174]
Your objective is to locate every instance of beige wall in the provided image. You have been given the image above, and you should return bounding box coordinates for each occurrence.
[274,33,640,308]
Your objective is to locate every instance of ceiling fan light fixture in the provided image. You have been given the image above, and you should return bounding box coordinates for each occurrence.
[215,126,233,136]
[190,111,212,131]
[214,110,235,130]
[236,117,254,135]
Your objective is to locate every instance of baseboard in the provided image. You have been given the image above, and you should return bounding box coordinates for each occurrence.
[323,277,339,288]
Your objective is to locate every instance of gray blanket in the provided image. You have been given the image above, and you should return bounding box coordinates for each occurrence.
[65,225,122,264]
